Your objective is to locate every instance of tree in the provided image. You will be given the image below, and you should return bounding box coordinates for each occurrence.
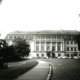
[75,33,80,51]
[0,39,8,68]
[13,38,30,58]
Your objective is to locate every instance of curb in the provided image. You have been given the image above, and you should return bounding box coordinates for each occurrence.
[46,64,53,80]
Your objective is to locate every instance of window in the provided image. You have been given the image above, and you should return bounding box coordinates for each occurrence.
[36,36,40,39]
[47,46,50,51]
[52,46,55,51]
[58,54,61,57]
[41,42,45,51]
[57,36,61,39]
[36,46,39,51]
[37,54,39,57]
[74,53,77,56]
[36,42,39,51]
[41,46,44,51]
[71,47,73,51]
[41,36,45,39]
[67,41,69,45]
[58,46,60,51]
[67,54,69,57]
[47,36,51,39]
[57,43,61,51]
[41,54,44,57]
[67,47,69,51]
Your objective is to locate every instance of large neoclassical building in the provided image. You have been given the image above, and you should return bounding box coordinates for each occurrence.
[5,30,80,58]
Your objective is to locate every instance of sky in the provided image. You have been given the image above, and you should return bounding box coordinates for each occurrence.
[0,0,80,39]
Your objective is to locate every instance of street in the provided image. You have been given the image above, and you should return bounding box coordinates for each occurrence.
[39,58,80,80]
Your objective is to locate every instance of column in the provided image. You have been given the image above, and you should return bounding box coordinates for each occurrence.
[51,42,52,51]
[56,42,57,51]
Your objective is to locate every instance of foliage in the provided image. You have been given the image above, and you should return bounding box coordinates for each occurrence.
[13,38,30,57]
[0,39,8,68]
[0,60,38,80]
[75,33,80,51]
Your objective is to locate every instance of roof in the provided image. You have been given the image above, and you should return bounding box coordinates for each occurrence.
[8,30,80,35]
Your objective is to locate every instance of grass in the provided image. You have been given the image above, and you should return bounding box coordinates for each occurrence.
[0,59,38,80]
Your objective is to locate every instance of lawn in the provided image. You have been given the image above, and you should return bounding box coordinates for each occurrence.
[0,59,38,80]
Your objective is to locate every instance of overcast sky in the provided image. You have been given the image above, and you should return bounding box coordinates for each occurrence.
[0,0,80,38]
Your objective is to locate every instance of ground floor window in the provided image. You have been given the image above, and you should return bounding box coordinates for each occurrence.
[58,54,61,57]
[36,46,39,51]
[47,46,50,51]
[41,54,44,57]
[37,54,39,57]
[67,54,69,57]
[41,46,44,51]
[71,54,73,58]
[57,46,61,51]
[74,53,77,56]
[67,47,69,51]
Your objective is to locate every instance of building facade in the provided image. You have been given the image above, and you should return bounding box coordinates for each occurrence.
[5,30,80,58]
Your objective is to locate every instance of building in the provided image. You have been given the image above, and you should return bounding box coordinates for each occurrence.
[5,30,80,58]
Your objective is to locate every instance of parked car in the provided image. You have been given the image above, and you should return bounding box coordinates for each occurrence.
[74,56,80,59]
[24,56,33,59]
[42,56,49,59]
[62,56,68,59]
[58,56,62,59]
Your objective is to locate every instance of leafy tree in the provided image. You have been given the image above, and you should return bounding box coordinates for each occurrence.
[75,33,80,51]
[0,39,8,68]
[13,38,30,58]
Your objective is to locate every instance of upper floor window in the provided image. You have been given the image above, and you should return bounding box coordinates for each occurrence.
[71,47,73,51]
[47,36,51,39]
[36,42,39,46]
[36,46,39,51]
[57,42,61,46]
[41,36,45,39]
[36,36,40,39]
[67,47,69,51]
[47,42,50,45]
[57,36,61,39]
[52,46,55,51]
[41,46,44,51]
[57,43,61,51]
[41,42,45,46]
[67,41,69,45]
[47,46,50,51]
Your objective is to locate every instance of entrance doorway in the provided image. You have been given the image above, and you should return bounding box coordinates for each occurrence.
[52,52,55,58]
[47,51,55,58]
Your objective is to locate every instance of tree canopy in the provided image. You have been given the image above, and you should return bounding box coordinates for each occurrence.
[13,38,30,57]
